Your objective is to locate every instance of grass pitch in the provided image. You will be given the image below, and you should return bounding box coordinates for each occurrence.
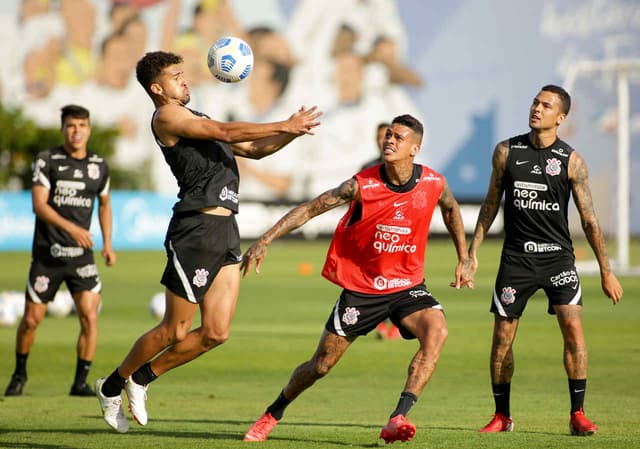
[0,238,638,449]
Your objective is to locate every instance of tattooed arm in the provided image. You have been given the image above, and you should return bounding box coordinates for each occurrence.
[569,152,623,304]
[467,141,508,277]
[240,178,360,276]
[438,181,472,289]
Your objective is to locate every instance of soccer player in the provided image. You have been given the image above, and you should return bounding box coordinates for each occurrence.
[466,85,623,435]
[242,114,471,443]
[5,104,115,397]
[361,121,401,340]
[95,51,321,433]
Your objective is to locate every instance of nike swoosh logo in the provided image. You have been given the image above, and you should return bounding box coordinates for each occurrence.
[573,389,585,393]
[571,283,579,290]
[516,160,529,165]
[393,201,408,207]
[59,166,70,171]
[493,392,505,397]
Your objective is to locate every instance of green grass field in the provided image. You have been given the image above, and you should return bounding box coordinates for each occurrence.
[0,239,638,449]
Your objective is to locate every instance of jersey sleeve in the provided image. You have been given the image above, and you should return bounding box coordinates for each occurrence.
[98,162,110,197]
[31,151,51,190]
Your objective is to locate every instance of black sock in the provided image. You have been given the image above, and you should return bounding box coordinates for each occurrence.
[101,369,127,397]
[132,362,158,385]
[266,391,291,420]
[492,383,511,417]
[568,378,586,414]
[74,358,92,386]
[14,352,28,377]
[390,391,418,418]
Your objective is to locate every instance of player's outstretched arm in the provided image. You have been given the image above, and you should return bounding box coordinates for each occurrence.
[468,141,508,274]
[438,181,472,289]
[569,152,623,304]
[241,177,359,277]
[155,104,321,147]
[231,106,323,159]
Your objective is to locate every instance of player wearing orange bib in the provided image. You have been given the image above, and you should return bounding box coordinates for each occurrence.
[241,114,472,444]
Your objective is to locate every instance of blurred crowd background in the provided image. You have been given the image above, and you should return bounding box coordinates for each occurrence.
[0,0,639,234]
[0,0,424,201]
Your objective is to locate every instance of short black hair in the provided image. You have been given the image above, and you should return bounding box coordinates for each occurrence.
[136,51,183,95]
[541,84,571,115]
[391,114,423,144]
[60,104,90,127]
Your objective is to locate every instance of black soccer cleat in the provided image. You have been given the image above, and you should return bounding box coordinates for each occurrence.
[5,373,27,396]
[70,382,96,397]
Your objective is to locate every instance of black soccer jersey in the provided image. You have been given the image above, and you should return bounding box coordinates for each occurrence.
[502,134,574,256]
[31,146,110,262]
[152,108,240,214]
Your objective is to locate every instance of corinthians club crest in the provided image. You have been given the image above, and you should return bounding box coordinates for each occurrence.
[192,268,209,287]
[500,286,517,305]
[342,307,360,326]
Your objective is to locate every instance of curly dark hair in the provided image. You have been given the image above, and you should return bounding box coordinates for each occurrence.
[391,114,424,144]
[136,51,183,95]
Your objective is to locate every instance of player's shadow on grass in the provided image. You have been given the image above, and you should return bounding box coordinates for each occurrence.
[82,415,386,447]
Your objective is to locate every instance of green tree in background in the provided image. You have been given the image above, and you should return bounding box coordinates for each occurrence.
[0,103,148,190]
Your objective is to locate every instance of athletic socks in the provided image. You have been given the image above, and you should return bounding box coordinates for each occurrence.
[569,378,587,414]
[492,383,511,417]
[390,391,418,418]
[100,369,127,397]
[14,352,28,377]
[266,390,291,420]
[73,358,92,386]
[132,362,158,386]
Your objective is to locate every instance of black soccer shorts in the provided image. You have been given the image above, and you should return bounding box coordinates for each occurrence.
[161,211,242,303]
[491,252,582,318]
[26,253,100,304]
[325,283,443,340]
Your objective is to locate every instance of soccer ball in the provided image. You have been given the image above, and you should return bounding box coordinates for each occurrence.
[149,292,165,320]
[0,293,19,327]
[47,290,74,318]
[0,290,25,319]
[207,36,253,83]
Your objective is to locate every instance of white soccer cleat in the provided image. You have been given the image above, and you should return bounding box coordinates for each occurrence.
[125,376,148,426]
[95,377,129,433]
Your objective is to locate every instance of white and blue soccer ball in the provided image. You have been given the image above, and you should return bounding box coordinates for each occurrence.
[207,36,253,83]
[47,290,74,318]
[149,292,165,320]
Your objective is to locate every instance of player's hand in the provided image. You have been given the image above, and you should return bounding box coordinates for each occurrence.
[240,240,269,277]
[286,105,322,136]
[601,271,623,304]
[69,224,93,249]
[102,247,116,266]
[449,257,475,289]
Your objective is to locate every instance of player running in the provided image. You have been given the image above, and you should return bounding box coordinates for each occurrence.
[242,114,472,443]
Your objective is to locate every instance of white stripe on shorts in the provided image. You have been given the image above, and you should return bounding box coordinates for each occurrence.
[332,298,346,336]
[492,289,508,317]
[26,281,43,304]
[569,285,581,305]
[169,240,197,303]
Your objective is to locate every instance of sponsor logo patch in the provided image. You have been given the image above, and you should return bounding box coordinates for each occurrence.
[550,270,579,288]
